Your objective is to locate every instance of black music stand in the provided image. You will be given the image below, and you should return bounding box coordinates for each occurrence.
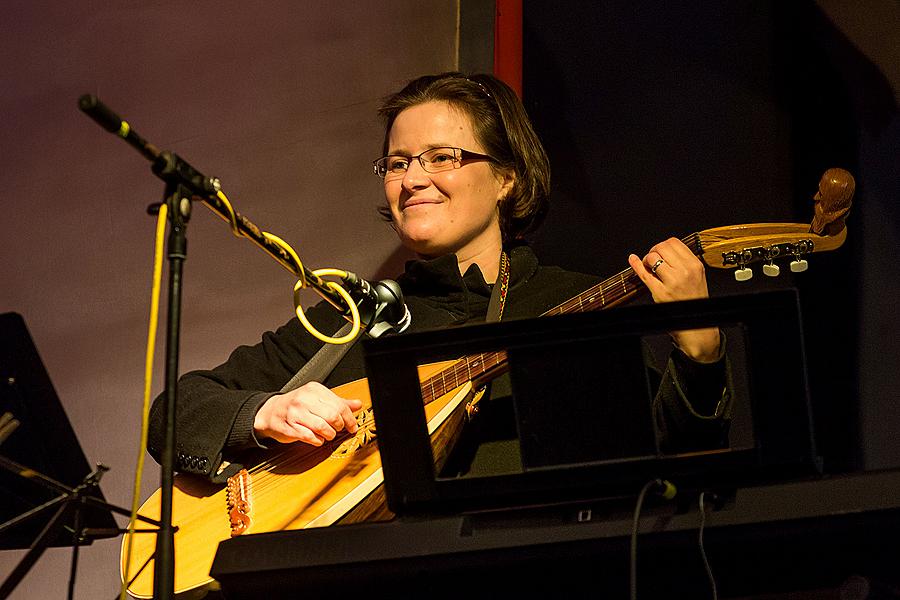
[363,288,821,516]
[0,312,160,600]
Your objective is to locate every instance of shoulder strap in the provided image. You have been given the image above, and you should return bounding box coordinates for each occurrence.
[279,321,357,393]
[485,251,510,323]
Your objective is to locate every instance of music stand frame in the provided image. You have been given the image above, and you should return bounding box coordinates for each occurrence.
[0,453,165,600]
[363,288,821,517]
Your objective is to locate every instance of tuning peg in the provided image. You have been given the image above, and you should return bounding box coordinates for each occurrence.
[790,259,809,273]
[763,262,780,277]
[735,267,753,281]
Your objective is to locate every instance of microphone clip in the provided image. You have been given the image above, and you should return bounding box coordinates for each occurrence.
[342,273,411,338]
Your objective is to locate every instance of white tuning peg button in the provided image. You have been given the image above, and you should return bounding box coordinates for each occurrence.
[790,259,809,273]
[763,263,780,277]
[735,267,753,282]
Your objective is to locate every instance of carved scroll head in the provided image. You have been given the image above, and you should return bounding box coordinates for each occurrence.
[811,168,855,236]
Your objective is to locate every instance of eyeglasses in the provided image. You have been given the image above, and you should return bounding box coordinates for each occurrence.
[372,147,495,179]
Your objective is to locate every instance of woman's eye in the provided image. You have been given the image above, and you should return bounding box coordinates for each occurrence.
[429,152,454,164]
[388,157,410,171]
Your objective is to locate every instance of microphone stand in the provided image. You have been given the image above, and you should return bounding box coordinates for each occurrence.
[152,179,191,600]
[78,94,408,600]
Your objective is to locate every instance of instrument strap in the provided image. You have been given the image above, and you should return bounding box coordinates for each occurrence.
[485,250,510,323]
[279,322,356,394]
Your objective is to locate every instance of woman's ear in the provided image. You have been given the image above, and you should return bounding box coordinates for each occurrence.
[496,169,516,205]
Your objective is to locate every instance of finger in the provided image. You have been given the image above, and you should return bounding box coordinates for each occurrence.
[640,252,665,282]
[663,237,699,262]
[647,239,703,285]
[318,389,362,434]
[269,421,324,446]
[654,237,701,271]
[306,413,339,441]
[288,407,338,441]
[305,381,362,413]
[312,397,346,432]
[644,241,679,271]
[337,400,360,434]
[294,383,350,433]
[644,253,667,276]
[657,238,710,298]
[629,253,664,295]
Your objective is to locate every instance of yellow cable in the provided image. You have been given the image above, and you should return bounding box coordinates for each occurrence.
[119,203,168,600]
[218,189,361,344]
[213,191,361,344]
[256,234,361,343]
[215,189,241,237]
[294,273,361,344]
[313,267,350,279]
[262,231,306,287]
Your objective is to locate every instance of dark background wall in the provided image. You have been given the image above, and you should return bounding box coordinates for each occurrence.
[522,0,899,475]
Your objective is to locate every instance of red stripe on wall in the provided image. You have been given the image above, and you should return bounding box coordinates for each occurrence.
[494,0,523,97]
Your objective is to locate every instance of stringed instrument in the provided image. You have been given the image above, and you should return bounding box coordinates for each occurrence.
[121,168,854,598]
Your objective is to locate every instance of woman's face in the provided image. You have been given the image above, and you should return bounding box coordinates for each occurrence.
[383,101,512,261]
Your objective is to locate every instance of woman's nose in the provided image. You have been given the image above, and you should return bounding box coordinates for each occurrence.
[401,159,431,192]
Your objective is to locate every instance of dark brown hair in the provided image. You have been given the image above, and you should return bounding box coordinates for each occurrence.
[377,72,550,242]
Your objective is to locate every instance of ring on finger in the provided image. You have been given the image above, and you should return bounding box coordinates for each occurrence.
[651,258,665,274]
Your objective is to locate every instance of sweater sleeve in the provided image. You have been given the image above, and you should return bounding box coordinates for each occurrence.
[147,302,344,481]
[651,332,733,453]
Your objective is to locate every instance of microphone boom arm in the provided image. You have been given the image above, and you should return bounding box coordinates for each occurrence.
[79,94,354,318]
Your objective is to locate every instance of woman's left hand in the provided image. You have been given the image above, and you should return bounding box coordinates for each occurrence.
[628,237,721,363]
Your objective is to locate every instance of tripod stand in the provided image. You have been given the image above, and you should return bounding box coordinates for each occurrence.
[0,313,166,600]
[0,444,165,600]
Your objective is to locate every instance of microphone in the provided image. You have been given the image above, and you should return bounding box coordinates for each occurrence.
[342,273,411,337]
[79,95,218,197]
[78,94,160,162]
[78,94,124,133]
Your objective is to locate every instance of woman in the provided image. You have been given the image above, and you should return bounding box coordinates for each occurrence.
[148,72,729,480]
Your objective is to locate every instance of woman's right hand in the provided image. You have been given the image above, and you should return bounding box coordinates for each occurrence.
[253,382,363,445]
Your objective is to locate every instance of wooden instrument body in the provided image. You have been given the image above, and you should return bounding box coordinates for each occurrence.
[121,360,472,599]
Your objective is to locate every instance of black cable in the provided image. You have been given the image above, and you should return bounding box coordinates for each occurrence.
[698,492,719,600]
[630,479,676,600]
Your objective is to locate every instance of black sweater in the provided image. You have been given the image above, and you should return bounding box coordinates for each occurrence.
[148,245,730,479]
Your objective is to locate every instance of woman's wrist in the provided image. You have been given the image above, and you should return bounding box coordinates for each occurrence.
[670,327,721,363]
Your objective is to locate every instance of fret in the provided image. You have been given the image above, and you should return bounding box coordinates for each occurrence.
[572,296,581,312]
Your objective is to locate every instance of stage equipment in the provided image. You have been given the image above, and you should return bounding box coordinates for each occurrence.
[78,94,409,600]
[364,289,819,517]
[0,312,162,600]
